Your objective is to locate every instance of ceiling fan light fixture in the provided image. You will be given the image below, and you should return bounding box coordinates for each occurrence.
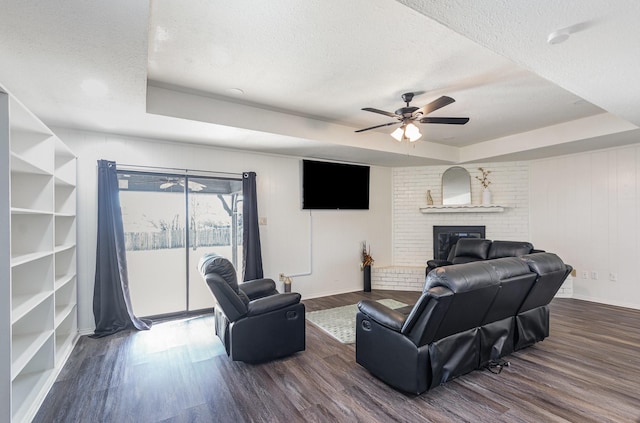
[391,126,404,142]
[405,122,422,142]
[391,122,422,142]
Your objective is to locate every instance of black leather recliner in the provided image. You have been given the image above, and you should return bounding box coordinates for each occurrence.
[426,239,536,275]
[356,252,571,394]
[198,253,305,363]
[514,253,572,350]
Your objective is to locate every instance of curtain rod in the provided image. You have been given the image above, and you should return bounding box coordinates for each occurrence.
[115,163,243,178]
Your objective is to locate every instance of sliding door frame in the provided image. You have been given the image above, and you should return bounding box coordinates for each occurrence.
[116,168,242,321]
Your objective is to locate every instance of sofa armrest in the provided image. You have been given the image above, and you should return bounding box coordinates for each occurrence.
[427,259,452,268]
[247,292,301,316]
[239,278,278,300]
[357,300,405,332]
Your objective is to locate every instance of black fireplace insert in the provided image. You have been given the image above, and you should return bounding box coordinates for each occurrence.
[433,225,486,260]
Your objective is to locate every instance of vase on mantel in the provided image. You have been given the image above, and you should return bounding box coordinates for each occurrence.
[426,190,434,205]
[482,188,492,206]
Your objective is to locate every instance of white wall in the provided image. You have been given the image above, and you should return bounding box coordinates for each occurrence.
[392,162,530,266]
[56,128,392,332]
[530,145,640,310]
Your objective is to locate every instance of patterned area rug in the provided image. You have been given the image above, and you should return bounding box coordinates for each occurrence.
[306,299,407,344]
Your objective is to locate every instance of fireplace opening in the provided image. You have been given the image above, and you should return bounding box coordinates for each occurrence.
[433,225,486,260]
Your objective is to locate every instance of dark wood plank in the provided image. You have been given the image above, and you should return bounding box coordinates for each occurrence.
[33,292,640,422]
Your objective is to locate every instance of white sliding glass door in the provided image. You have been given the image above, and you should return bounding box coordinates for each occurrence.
[117,171,242,318]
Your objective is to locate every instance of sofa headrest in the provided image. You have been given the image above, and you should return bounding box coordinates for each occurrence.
[487,256,532,280]
[198,253,239,293]
[452,238,492,260]
[519,252,567,275]
[488,241,534,259]
[427,261,498,294]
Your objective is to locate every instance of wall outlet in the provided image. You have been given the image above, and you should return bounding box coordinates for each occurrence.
[609,273,618,282]
[591,271,599,280]
[581,271,589,279]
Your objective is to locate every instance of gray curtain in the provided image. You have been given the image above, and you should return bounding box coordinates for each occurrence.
[91,160,151,338]
[242,171,264,281]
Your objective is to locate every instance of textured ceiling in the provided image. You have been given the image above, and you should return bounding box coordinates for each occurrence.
[1,0,638,166]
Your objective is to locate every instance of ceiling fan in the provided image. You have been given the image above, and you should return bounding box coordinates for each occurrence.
[355,93,469,142]
[159,178,207,192]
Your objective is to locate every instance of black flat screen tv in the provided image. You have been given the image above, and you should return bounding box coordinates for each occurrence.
[302,159,370,210]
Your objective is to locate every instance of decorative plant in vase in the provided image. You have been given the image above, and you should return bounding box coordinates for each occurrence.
[361,243,374,292]
[361,243,375,268]
[475,167,492,205]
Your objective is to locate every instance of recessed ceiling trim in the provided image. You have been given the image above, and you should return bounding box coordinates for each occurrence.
[459,113,638,163]
[146,84,461,163]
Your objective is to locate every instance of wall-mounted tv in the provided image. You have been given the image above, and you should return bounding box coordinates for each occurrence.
[302,159,370,210]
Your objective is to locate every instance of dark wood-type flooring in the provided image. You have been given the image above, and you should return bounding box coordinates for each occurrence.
[34,291,640,422]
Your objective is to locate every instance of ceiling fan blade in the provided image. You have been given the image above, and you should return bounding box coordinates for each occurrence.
[355,121,400,133]
[361,107,399,118]
[420,117,470,125]
[415,96,456,116]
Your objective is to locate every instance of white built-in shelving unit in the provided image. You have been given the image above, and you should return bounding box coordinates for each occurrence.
[1,86,78,423]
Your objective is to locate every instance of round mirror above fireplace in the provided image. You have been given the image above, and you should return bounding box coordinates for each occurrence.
[442,166,471,205]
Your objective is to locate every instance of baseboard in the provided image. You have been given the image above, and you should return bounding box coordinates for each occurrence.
[570,294,640,311]
[78,328,94,336]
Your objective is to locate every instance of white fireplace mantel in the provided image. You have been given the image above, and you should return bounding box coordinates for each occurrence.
[419,204,506,213]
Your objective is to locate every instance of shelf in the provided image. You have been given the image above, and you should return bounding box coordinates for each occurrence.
[55,216,76,248]
[55,249,76,282]
[11,331,54,380]
[55,332,76,364]
[54,175,76,187]
[54,183,76,215]
[55,304,76,327]
[12,254,54,324]
[419,204,507,213]
[54,244,75,254]
[55,211,76,218]
[54,138,75,159]
[54,281,76,328]
[55,273,76,291]
[8,95,52,135]
[10,207,52,215]
[9,129,54,174]
[55,308,77,367]
[10,152,52,176]
[11,292,54,324]
[12,368,56,423]
[11,171,54,211]
[11,251,53,267]
[11,214,54,263]
[54,153,76,187]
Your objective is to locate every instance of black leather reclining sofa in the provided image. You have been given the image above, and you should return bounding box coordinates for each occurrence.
[426,238,541,276]
[356,252,571,394]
